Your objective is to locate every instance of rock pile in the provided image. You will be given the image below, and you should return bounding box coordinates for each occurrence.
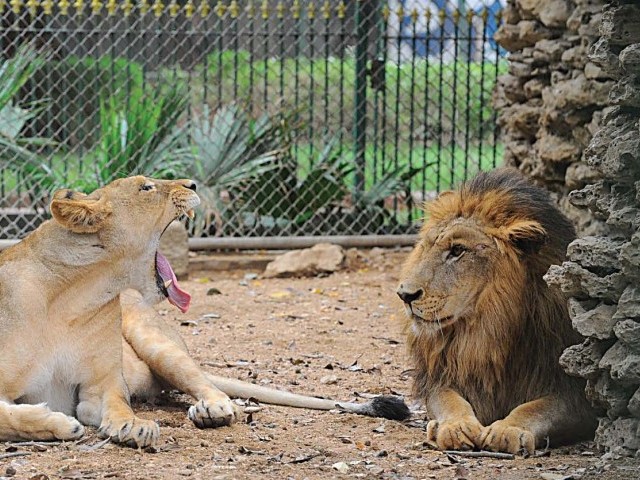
[494,0,610,234]
[543,0,640,458]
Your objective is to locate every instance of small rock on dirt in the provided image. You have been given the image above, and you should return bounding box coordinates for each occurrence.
[263,243,345,278]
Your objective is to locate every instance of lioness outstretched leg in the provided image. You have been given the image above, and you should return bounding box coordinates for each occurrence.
[425,389,483,451]
[120,290,238,428]
[0,401,84,441]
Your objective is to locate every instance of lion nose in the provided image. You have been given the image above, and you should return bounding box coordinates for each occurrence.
[397,285,423,304]
[184,181,197,192]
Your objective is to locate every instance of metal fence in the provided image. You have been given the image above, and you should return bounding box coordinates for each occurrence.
[0,0,504,241]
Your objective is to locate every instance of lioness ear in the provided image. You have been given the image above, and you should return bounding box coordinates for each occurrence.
[50,189,112,233]
[499,220,548,254]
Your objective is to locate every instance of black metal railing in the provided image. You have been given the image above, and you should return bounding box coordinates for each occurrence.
[0,0,505,239]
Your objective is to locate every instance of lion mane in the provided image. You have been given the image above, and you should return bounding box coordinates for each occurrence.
[398,168,597,452]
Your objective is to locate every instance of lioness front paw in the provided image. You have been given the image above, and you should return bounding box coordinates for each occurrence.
[98,417,159,448]
[479,420,535,455]
[188,395,238,429]
[43,411,85,441]
[426,416,483,451]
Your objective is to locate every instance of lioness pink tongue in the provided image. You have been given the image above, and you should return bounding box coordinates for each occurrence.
[156,252,191,313]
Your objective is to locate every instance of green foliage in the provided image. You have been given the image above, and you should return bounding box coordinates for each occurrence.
[188,103,289,235]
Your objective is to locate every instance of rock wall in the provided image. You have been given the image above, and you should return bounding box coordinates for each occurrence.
[543,0,640,458]
[494,0,611,235]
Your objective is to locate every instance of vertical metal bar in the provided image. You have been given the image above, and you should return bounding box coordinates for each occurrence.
[233,11,239,101]
[450,12,460,188]
[308,5,315,160]
[216,13,223,110]
[463,10,473,181]
[338,5,345,155]
[478,8,487,171]
[436,11,445,193]
[293,7,301,159]
[247,3,254,114]
[262,6,269,115]
[278,4,285,110]
[392,6,402,222]
[407,12,417,224]
[203,9,210,113]
[422,10,431,201]
[492,10,502,168]
[323,6,329,139]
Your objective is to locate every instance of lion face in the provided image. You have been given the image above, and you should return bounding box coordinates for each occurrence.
[49,176,200,310]
[398,217,501,330]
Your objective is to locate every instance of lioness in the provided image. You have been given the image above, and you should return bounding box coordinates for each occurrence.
[0,176,408,448]
[397,168,598,455]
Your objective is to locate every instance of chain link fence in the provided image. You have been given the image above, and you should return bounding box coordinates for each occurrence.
[0,0,505,241]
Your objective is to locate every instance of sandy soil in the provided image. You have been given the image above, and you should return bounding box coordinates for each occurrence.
[1,249,638,480]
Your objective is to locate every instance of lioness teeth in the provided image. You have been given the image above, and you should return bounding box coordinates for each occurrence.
[186,209,195,219]
[164,279,173,289]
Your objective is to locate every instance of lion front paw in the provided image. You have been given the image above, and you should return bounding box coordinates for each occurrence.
[98,416,159,448]
[188,395,238,429]
[426,416,483,451]
[479,420,535,455]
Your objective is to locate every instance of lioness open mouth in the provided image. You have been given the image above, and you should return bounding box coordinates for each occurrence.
[156,251,191,313]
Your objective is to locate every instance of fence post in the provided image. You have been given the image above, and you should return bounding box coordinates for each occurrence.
[353,0,370,200]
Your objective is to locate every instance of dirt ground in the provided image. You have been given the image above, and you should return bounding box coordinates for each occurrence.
[2,249,639,480]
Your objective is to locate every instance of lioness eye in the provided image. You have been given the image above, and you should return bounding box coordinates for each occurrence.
[140,184,155,192]
[448,244,466,259]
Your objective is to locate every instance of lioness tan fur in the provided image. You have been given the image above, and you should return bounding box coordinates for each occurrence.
[0,175,408,448]
[397,168,598,455]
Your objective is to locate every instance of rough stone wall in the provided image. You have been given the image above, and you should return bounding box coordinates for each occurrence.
[493,0,611,235]
[543,1,640,457]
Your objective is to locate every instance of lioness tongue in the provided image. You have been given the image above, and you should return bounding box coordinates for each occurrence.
[156,252,191,313]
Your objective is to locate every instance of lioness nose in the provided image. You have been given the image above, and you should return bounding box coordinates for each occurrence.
[184,181,197,192]
[397,285,423,304]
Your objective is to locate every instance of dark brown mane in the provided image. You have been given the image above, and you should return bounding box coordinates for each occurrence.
[407,168,587,429]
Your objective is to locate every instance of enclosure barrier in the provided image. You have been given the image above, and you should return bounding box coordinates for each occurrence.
[0,0,504,243]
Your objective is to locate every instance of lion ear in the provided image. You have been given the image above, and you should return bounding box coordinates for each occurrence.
[500,219,548,254]
[50,189,112,234]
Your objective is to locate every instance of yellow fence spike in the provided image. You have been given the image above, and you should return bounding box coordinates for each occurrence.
[89,0,100,14]
[59,0,70,14]
[26,0,38,16]
[452,8,460,25]
[105,0,116,15]
[336,0,345,20]
[276,0,284,18]
[152,0,163,17]
[291,0,299,19]
[321,0,329,19]
[381,4,389,22]
[466,8,474,22]
[425,7,431,21]
[481,6,489,22]
[168,0,179,16]
[410,7,418,24]
[121,0,133,16]
[229,0,238,18]
[214,0,224,17]
[307,0,314,20]
[10,0,22,14]
[73,0,83,14]
[200,0,209,17]
[438,8,446,26]
[395,4,403,19]
[185,0,194,17]
[139,0,149,14]
[260,0,267,19]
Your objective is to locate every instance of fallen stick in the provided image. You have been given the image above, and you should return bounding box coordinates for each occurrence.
[0,451,32,460]
[444,450,515,460]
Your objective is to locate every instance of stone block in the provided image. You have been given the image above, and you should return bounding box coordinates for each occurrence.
[263,243,345,278]
[600,341,640,385]
[569,299,618,339]
[600,5,640,45]
[596,418,640,454]
[620,44,640,73]
[614,286,640,321]
[629,386,640,418]
[587,374,635,418]
[621,233,640,280]
[560,339,609,379]
[615,319,640,351]
[567,236,622,273]
[610,75,640,108]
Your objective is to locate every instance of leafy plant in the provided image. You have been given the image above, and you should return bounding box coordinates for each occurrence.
[78,85,192,192]
[188,103,291,235]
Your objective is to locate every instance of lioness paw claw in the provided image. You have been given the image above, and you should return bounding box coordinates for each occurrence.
[426,416,483,451]
[188,397,238,429]
[98,417,159,448]
[479,420,535,455]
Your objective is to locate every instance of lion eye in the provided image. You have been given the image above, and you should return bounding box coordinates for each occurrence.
[448,244,467,259]
[140,184,155,192]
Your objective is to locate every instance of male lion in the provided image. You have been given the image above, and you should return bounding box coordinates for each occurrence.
[0,176,407,448]
[397,168,598,455]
